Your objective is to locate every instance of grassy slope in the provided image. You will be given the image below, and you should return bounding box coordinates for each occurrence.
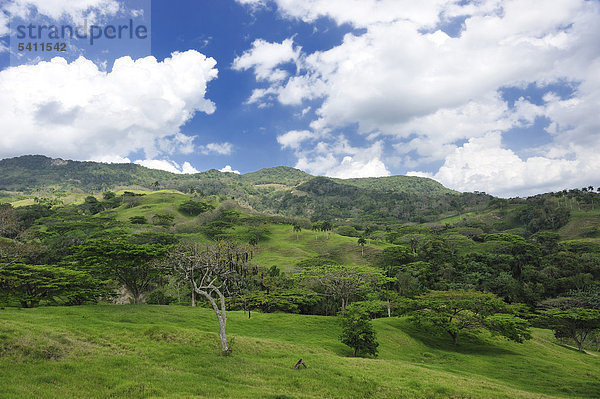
[1,306,599,399]
[252,225,386,272]
[559,209,600,241]
[94,190,385,272]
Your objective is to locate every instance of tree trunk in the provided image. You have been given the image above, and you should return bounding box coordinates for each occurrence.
[191,288,196,307]
[450,331,458,345]
[387,299,391,317]
[218,316,229,353]
[196,286,230,354]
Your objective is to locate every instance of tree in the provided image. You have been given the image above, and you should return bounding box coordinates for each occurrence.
[129,216,148,224]
[311,223,319,240]
[73,238,167,304]
[0,204,20,239]
[297,264,384,314]
[152,213,175,227]
[538,308,600,352]
[293,224,302,240]
[409,290,531,345]
[358,237,366,257]
[321,221,332,239]
[81,196,104,215]
[178,200,214,216]
[340,302,379,357]
[169,241,253,354]
[0,240,36,271]
[0,264,103,307]
[102,191,116,200]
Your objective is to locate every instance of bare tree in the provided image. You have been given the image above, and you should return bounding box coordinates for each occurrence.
[170,241,253,354]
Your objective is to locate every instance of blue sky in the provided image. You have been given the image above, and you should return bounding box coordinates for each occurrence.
[0,0,599,197]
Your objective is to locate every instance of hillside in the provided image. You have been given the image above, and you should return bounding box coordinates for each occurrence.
[0,155,482,224]
[1,305,598,399]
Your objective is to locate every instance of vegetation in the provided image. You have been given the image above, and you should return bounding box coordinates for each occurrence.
[538,308,600,352]
[340,302,379,357]
[408,291,531,345]
[1,155,600,396]
[1,306,600,398]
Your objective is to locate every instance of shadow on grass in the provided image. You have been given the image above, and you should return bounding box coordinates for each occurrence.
[394,320,519,356]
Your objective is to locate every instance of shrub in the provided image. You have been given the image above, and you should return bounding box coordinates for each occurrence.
[129,216,147,224]
[145,290,175,305]
[178,200,214,216]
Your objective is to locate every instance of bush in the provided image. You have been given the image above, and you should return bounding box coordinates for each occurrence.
[337,225,361,237]
[178,200,214,216]
[145,290,175,305]
[152,213,175,227]
[129,216,147,224]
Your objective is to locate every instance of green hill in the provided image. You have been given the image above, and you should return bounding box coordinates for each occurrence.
[0,305,598,399]
[0,155,485,224]
[333,175,456,196]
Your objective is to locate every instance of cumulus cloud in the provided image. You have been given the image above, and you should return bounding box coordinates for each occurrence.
[4,0,120,22]
[294,138,390,179]
[409,133,597,198]
[219,165,241,174]
[277,130,316,149]
[237,0,600,194]
[0,51,218,162]
[135,159,200,175]
[199,142,233,155]
[232,38,300,83]
[236,0,447,28]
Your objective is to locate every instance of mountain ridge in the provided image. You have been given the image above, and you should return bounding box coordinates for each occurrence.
[0,154,457,195]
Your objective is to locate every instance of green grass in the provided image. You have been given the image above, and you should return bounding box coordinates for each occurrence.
[1,305,598,398]
[559,209,600,241]
[252,225,386,272]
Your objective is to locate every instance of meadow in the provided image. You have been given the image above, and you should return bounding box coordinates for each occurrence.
[1,305,599,399]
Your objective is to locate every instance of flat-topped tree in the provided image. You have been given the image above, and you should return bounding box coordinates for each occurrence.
[409,290,532,345]
[169,241,253,354]
[297,264,386,315]
[73,238,167,304]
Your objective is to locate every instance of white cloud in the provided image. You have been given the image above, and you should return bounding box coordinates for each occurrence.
[408,133,598,198]
[0,11,9,36]
[4,0,120,22]
[232,38,300,83]
[199,142,233,155]
[294,139,390,179]
[238,0,600,194]
[235,0,266,7]
[277,130,315,149]
[237,0,447,28]
[134,159,200,175]
[94,155,131,164]
[219,165,241,174]
[0,51,218,161]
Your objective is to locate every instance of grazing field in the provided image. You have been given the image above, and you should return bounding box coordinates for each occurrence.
[1,305,598,398]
